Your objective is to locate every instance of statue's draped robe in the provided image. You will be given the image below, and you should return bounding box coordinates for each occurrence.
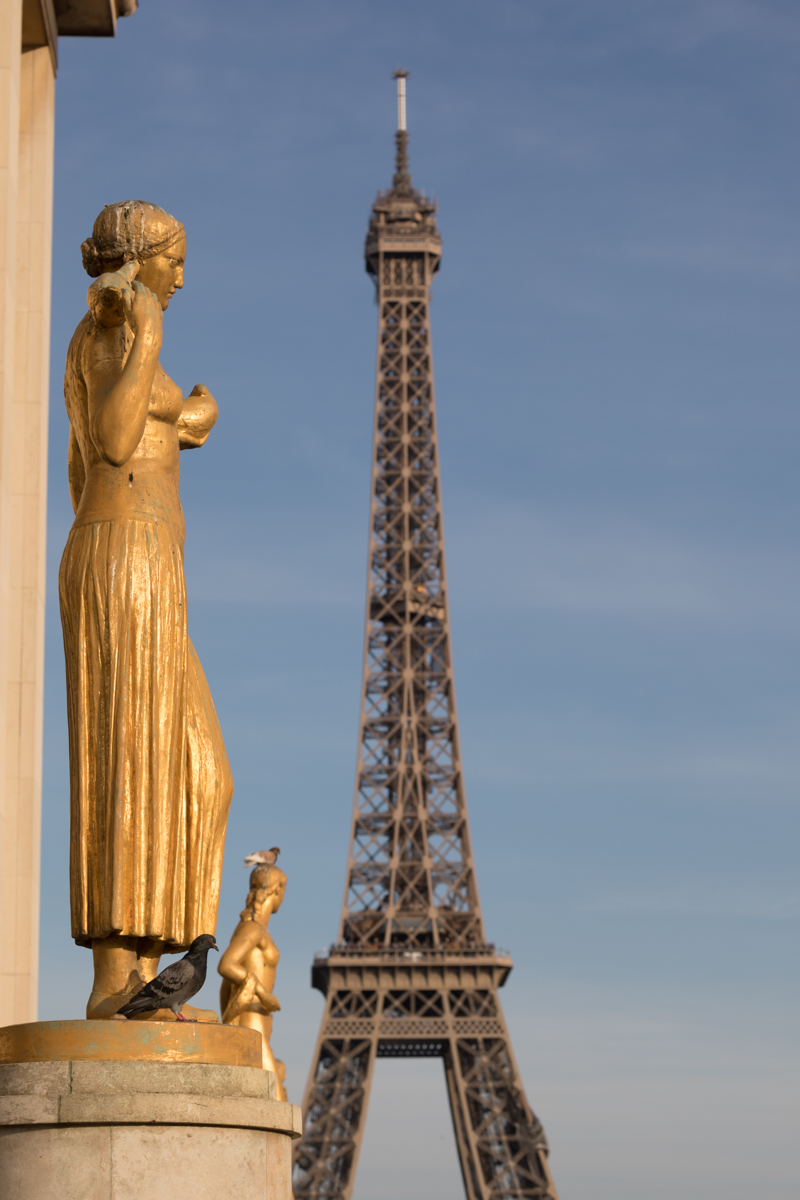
[60,315,233,949]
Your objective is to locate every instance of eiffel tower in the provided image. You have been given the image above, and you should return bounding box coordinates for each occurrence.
[293,73,559,1200]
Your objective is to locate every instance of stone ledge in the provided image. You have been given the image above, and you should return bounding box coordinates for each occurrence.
[0,1092,302,1136]
[0,1060,303,1138]
[0,1095,58,1125]
[0,1060,275,1099]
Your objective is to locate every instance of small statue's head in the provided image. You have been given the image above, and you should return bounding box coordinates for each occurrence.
[243,863,287,920]
[81,200,186,310]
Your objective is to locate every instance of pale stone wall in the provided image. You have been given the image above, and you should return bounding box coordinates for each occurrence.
[0,1060,300,1199]
[0,1,54,1027]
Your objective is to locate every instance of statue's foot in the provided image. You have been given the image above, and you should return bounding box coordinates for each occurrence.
[128,1004,219,1024]
[86,991,130,1020]
[87,965,147,1020]
[180,1005,217,1023]
[87,993,217,1024]
[172,1004,216,1023]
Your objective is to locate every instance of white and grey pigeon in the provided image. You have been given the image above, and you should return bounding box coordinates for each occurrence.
[115,934,218,1022]
[243,847,280,867]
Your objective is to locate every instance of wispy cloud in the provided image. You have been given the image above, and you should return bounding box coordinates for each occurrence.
[564,0,800,58]
[620,234,800,281]
[576,888,800,918]
[447,500,799,626]
[181,499,800,636]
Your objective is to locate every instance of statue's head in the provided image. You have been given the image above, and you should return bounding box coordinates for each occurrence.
[244,863,287,919]
[81,200,186,310]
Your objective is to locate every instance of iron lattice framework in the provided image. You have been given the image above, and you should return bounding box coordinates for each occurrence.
[294,77,559,1200]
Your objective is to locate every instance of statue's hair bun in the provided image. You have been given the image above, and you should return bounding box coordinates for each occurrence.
[81,237,104,278]
[81,200,184,279]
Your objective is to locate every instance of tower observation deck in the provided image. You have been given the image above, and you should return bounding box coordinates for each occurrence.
[293,73,560,1200]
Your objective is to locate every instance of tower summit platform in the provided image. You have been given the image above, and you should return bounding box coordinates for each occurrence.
[365,72,441,274]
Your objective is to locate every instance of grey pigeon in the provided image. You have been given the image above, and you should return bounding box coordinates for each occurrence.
[116,934,218,1022]
[243,847,280,867]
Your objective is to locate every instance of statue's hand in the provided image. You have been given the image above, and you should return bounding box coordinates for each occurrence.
[87,261,140,329]
[178,384,219,450]
[256,985,281,1014]
[128,280,163,345]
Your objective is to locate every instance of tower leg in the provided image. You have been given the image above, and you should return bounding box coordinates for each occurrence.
[294,1034,377,1200]
[443,1041,486,1200]
[444,1035,558,1200]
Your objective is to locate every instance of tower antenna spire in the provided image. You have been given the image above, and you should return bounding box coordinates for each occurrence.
[392,68,411,188]
[394,67,408,131]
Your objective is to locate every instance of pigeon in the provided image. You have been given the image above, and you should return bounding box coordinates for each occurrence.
[115,934,218,1022]
[244,847,280,867]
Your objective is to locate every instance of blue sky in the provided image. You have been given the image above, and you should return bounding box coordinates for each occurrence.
[41,3,799,1198]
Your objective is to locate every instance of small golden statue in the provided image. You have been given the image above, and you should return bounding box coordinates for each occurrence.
[60,201,234,1018]
[219,862,287,1098]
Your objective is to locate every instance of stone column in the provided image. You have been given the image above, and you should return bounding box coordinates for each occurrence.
[0,0,55,1027]
[0,40,54,1028]
[0,0,25,1027]
[0,1059,301,1200]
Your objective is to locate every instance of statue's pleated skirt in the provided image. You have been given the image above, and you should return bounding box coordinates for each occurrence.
[59,519,233,949]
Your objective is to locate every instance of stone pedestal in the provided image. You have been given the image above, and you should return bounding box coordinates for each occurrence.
[0,1024,301,1199]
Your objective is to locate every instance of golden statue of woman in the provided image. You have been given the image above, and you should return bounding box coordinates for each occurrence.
[60,200,234,1018]
[218,864,287,1097]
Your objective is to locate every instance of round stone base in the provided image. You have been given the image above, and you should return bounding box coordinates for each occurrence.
[0,1059,301,1200]
[0,1020,261,1067]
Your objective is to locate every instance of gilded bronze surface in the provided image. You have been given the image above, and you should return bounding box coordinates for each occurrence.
[59,201,233,1018]
[219,865,287,1099]
[0,1020,261,1067]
